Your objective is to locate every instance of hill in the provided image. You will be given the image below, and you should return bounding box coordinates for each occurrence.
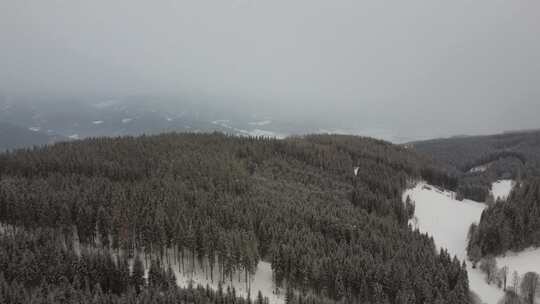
[408,130,540,201]
[0,133,468,304]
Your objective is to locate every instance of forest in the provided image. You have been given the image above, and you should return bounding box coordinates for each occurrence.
[0,133,469,303]
[468,178,540,258]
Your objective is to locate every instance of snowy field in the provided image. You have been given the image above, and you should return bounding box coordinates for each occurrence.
[403,183,502,304]
[404,182,540,304]
[135,250,284,304]
[490,180,514,201]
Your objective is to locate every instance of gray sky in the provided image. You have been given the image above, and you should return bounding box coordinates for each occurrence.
[1,0,539,139]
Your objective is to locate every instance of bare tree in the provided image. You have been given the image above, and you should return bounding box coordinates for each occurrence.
[500,266,509,290]
[498,289,522,304]
[512,271,520,292]
[520,272,540,304]
[480,256,498,284]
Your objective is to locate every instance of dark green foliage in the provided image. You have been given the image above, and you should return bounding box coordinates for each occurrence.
[0,133,468,303]
[468,178,540,256]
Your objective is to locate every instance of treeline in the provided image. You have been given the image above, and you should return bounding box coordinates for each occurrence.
[468,178,540,258]
[0,133,467,303]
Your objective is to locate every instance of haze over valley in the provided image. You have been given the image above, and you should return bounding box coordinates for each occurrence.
[1,1,540,304]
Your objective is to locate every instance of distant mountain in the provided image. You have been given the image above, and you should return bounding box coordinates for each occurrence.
[409,130,540,173]
[0,97,303,141]
[0,122,63,151]
[0,96,416,145]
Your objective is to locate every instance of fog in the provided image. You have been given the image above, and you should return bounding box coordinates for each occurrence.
[1,0,539,140]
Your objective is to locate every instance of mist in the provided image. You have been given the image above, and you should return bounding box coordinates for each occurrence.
[1,0,539,140]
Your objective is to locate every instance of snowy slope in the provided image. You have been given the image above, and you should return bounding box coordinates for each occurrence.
[404,183,503,304]
[490,180,514,201]
[405,182,540,304]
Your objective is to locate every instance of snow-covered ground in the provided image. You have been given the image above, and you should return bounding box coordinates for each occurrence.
[497,247,540,280]
[136,250,283,304]
[404,182,540,304]
[469,165,488,173]
[490,180,514,201]
[404,183,503,303]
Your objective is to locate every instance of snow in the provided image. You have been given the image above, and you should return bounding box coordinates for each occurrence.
[136,250,284,304]
[92,120,104,125]
[212,119,231,127]
[405,182,540,303]
[490,180,514,201]
[68,134,80,140]
[469,165,488,173]
[353,167,359,176]
[404,183,503,304]
[243,129,285,139]
[122,118,133,123]
[249,120,272,126]
[497,247,540,279]
[28,127,41,132]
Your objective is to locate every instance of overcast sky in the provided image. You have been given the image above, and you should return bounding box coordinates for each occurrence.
[1,0,539,139]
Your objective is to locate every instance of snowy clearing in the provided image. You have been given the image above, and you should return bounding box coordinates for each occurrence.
[92,120,104,125]
[490,180,514,201]
[405,182,540,304]
[134,250,284,304]
[404,183,503,304]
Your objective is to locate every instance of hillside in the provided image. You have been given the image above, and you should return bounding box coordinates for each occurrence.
[409,130,540,202]
[0,133,468,304]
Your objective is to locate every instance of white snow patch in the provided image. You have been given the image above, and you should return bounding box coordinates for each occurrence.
[353,167,359,176]
[92,120,104,125]
[469,165,488,173]
[28,127,41,132]
[68,134,80,140]
[122,118,133,124]
[404,182,503,304]
[249,120,272,126]
[135,250,283,304]
[490,180,514,202]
